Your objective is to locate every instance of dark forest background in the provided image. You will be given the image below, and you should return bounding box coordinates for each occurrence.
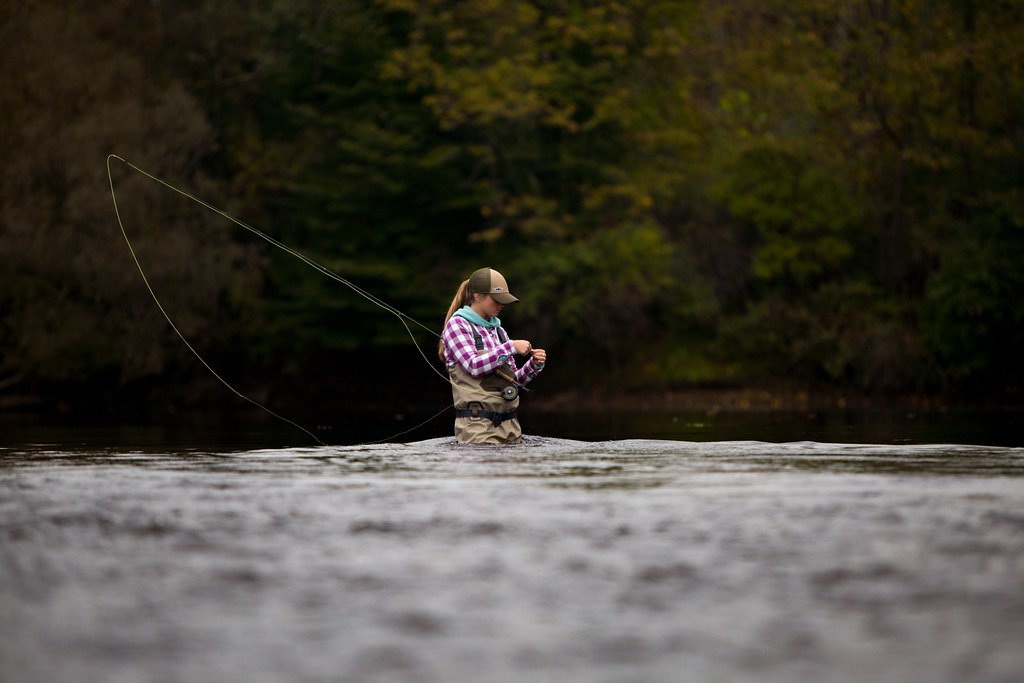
[2,0,1022,420]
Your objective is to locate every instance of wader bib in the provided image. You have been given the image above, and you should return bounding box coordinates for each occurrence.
[449,327,522,445]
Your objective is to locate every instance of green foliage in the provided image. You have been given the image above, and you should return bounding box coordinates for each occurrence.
[3,0,1023,405]
[213,0,487,362]
[721,282,932,391]
[0,2,259,391]
[922,190,1024,388]
[709,144,857,288]
[512,222,675,350]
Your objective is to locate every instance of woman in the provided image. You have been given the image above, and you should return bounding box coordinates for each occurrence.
[439,267,546,444]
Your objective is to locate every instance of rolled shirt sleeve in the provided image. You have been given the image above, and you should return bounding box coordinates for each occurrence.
[515,356,541,385]
[443,316,516,378]
[443,316,541,386]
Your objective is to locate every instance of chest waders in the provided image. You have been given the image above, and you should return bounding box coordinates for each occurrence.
[449,325,522,445]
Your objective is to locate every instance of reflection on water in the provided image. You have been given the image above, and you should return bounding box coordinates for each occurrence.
[3,405,1023,449]
[2,434,1023,683]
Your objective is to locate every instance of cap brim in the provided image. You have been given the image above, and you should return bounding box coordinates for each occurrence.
[492,292,519,304]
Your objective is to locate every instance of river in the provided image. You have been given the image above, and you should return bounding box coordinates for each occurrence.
[1,417,1023,682]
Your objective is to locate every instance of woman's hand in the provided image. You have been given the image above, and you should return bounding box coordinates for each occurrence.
[531,348,546,366]
[512,339,533,355]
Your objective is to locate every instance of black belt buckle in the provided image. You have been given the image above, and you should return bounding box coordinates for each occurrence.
[459,402,511,428]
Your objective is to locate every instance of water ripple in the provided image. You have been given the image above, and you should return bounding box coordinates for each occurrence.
[1,438,1023,683]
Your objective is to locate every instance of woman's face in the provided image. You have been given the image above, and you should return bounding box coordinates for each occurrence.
[473,294,504,319]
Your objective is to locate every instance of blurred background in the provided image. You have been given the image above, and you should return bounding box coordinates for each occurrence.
[2,0,1022,433]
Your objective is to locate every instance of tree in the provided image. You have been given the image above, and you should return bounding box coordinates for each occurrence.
[0,2,259,401]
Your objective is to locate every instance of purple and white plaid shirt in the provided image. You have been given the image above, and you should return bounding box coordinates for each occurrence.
[442,315,540,384]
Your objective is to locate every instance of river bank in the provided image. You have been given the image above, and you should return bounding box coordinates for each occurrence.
[4,379,1019,416]
[532,384,1023,415]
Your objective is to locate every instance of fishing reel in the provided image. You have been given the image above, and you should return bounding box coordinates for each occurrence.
[482,362,528,401]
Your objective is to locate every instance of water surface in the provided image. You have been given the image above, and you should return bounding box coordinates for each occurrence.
[2,436,1023,682]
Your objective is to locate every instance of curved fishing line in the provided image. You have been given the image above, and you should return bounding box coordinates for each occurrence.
[107,155,440,337]
[363,403,455,445]
[107,154,454,444]
[107,157,327,444]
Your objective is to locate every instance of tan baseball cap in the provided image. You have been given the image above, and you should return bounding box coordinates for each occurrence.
[467,267,519,304]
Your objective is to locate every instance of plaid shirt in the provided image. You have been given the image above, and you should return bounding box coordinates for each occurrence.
[442,315,540,384]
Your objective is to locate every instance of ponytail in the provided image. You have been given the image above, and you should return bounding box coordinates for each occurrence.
[438,279,474,361]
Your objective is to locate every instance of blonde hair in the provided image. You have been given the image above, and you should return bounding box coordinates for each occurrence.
[438,279,476,361]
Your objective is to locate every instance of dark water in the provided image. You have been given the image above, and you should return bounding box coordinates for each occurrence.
[4,404,1021,449]
[2,415,1023,682]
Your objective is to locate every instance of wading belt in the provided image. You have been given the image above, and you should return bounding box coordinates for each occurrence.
[454,404,518,427]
